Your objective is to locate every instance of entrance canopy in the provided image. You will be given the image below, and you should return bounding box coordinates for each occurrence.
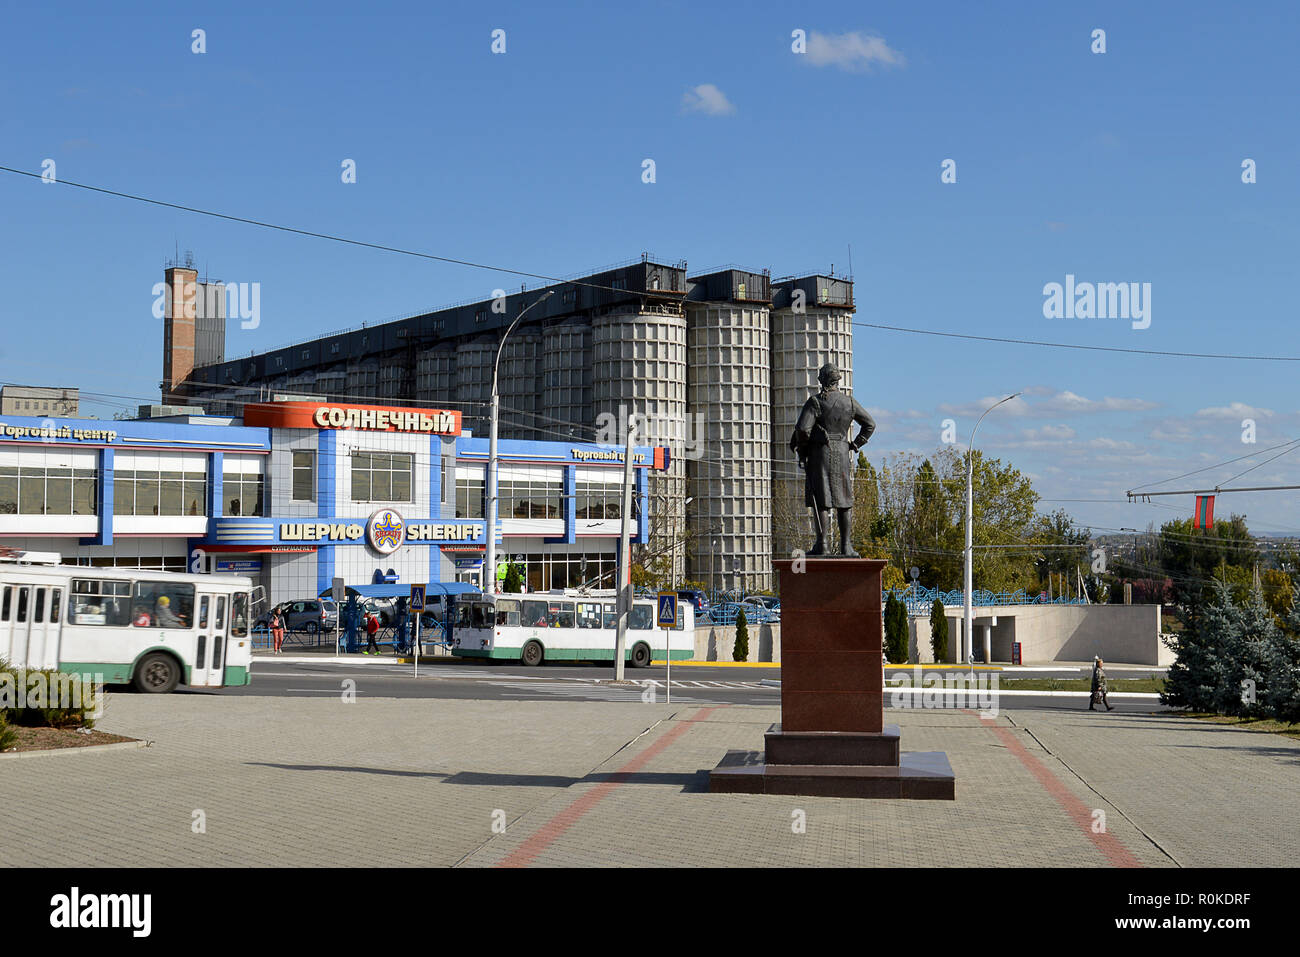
[318,583,482,601]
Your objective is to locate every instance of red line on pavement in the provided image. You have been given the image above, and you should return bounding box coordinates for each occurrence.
[971,711,1142,868]
[498,706,722,868]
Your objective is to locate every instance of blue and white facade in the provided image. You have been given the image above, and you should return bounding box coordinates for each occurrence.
[0,401,666,606]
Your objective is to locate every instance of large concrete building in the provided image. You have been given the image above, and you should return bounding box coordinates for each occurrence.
[168,255,857,592]
[1,385,79,417]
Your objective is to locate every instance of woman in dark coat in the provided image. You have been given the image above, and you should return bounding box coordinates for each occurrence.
[1090,657,1114,711]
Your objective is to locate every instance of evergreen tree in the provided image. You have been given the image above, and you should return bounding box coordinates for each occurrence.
[884,593,909,664]
[503,563,523,594]
[733,607,749,662]
[929,597,949,662]
[1162,581,1238,713]
[1263,605,1300,722]
[1226,586,1277,717]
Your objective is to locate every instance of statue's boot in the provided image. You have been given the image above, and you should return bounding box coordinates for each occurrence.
[807,510,831,555]
[838,510,860,557]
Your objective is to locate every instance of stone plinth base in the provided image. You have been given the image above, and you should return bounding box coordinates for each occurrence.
[707,559,956,800]
[709,747,956,800]
[710,723,955,799]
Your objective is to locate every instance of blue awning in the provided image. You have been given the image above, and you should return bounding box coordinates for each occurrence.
[318,583,482,600]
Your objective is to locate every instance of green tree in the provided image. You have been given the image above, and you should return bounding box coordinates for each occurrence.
[884,593,909,664]
[929,597,949,662]
[733,607,749,662]
[503,563,523,594]
[1261,568,1293,618]
[1162,581,1237,713]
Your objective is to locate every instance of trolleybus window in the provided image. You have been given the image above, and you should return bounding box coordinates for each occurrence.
[602,603,616,629]
[70,579,130,626]
[231,593,249,638]
[577,602,601,629]
[629,604,653,631]
[49,588,61,624]
[494,599,519,627]
[130,581,194,629]
[548,601,575,628]
[522,600,548,628]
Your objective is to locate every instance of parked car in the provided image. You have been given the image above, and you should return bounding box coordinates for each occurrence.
[742,595,780,621]
[677,589,711,619]
[258,598,337,635]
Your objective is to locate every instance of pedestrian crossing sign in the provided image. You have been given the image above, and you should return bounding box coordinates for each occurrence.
[410,584,426,611]
[657,592,678,628]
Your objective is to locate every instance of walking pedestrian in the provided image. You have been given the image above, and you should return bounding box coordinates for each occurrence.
[1089,656,1114,711]
[270,606,286,655]
[364,611,380,655]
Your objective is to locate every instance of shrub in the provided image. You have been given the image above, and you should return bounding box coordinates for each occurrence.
[0,664,98,730]
[929,598,949,662]
[0,711,15,752]
[884,593,909,663]
[733,607,749,662]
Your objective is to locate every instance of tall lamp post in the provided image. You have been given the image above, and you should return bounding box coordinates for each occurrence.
[485,290,554,593]
[962,392,1021,663]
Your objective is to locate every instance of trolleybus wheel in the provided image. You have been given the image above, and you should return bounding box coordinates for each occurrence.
[133,652,180,694]
[630,642,651,669]
[521,640,544,667]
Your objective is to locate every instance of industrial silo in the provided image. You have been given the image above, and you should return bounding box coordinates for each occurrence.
[541,322,593,439]
[454,338,495,438]
[497,329,542,441]
[593,307,688,581]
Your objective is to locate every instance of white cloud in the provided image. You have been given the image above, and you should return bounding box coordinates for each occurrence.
[1195,401,1274,419]
[939,389,1159,420]
[681,84,735,116]
[805,31,906,72]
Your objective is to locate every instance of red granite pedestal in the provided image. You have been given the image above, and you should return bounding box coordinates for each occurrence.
[709,558,955,799]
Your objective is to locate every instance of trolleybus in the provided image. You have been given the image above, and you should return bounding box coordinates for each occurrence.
[0,564,255,693]
[450,590,694,667]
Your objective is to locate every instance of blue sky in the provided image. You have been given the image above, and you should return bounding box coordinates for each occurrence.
[2,0,1299,536]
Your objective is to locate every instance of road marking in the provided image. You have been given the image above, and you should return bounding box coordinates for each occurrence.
[498,706,724,868]
[971,711,1142,868]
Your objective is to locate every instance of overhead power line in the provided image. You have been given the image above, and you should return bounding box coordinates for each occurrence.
[6,164,1300,363]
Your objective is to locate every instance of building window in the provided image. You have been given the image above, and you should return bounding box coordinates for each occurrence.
[292,451,315,502]
[497,467,563,520]
[456,467,484,519]
[223,473,264,516]
[0,465,98,516]
[350,451,413,502]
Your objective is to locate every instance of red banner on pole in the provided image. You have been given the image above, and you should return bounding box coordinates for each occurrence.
[1194,495,1216,529]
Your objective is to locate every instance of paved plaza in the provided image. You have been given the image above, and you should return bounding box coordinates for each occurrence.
[1,692,1295,867]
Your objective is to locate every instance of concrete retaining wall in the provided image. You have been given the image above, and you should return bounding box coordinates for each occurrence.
[693,622,781,663]
[908,603,1168,666]
[689,603,1166,666]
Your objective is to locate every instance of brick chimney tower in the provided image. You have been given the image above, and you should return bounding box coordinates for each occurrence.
[161,265,198,404]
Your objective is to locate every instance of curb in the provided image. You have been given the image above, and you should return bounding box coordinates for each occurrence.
[0,739,151,761]
[654,660,782,668]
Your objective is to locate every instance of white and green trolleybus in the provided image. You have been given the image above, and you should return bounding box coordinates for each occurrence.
[0,563,255,693]
[450,590,694,667]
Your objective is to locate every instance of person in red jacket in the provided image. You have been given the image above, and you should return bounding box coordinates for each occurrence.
[364,612,381,655]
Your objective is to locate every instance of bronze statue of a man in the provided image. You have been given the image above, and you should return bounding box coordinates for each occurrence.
[789,363,875,556]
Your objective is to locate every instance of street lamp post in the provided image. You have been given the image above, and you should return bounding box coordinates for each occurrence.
[485,290,554,594]
[962,392,1021,664]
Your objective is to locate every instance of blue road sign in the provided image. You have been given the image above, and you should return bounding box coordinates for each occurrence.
[657,591,678,628]
[410,584,427,611]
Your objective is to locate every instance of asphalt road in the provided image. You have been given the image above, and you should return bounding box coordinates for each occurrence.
[194,657,1168,713]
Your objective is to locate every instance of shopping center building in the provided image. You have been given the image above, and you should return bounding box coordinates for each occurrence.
[0,399,667,604]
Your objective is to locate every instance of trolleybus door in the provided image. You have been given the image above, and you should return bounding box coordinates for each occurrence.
[0,583,63,670]
[192,593,229,687]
